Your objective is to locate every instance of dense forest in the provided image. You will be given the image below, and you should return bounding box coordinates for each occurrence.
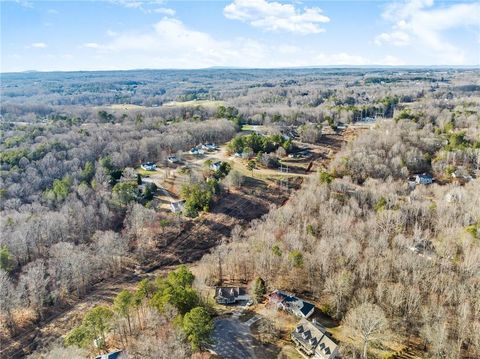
[1,68,479,358]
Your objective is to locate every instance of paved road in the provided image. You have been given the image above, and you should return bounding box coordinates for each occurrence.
[212,316,256,359]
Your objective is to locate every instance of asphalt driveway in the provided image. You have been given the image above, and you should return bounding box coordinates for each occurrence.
[211,316,255,359]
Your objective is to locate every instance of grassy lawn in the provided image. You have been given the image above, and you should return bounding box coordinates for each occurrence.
[277,344,303,359]
[136,167,157,176]
[241,124,255,131]
[239,310,257,323]
[240,124,266,133]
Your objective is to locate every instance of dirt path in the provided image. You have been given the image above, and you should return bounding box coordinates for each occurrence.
[1,177,292,358]
[1,129,356,359]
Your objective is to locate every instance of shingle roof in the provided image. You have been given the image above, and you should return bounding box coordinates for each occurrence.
[274,290,315,317]
[315,332,338,359]
[216,287,246,300]
[95,350,124,359]
[292,319,338,359]
[300,301,315,316]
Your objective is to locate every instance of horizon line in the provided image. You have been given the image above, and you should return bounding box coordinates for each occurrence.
[2,64,480,75]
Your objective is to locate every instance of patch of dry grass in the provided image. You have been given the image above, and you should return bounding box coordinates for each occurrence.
[162,100,224,108]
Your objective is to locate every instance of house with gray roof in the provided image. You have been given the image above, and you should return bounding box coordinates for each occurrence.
[414,173,433,185]
[270,290,315,318]
[141,162,156,171]
[215,287,250,304]
[292,319,339,359]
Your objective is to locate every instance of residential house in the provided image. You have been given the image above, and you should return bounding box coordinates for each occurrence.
[291,319,339,359]
[141,162,156,171]
[167,155,179,164]
[189,147,205,155]
[202,143,218,151]
[170,200,185,214]
[414,173,433,185]
[215,287,250,304]
[270,290,315,318]
[95,350,127,359]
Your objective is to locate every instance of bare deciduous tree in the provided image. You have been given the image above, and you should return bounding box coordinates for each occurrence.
[343,302,389,359]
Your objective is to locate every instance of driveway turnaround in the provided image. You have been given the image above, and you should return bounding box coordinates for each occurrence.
[212,316,255,359]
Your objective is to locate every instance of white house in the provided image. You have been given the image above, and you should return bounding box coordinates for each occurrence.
[270,290,315,318]
[189,147,205,155]
[141,162,156,171]
[202,143,218,151]
[215,287,250,304]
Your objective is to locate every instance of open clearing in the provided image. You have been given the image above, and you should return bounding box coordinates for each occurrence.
[162,99,225,108]
[1,127,356,359]
[105,103,147,110]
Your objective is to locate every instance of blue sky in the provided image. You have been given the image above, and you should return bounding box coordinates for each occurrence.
[1,0,479,72]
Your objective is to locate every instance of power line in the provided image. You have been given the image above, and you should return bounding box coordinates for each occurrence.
[1,187,267,359]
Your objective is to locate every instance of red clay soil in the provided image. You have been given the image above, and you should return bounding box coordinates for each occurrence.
[1,129,355,359]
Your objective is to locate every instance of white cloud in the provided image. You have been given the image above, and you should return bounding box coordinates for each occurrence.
[375,0,480,64]
[15,0,33,9]
[81,18,402,70]
[31,42,47,48]
[277,44,300,55]
[109,0,168,13]
[315,53,369,66]
[224,0,329,34]
[109,0,145,9]
[314,53,405,67]
[379,55,406,66]
[99,18,266,67]
[374,31,410,46]
[153,7,175,16]
[83,42,101,49]
[47,9,59,15]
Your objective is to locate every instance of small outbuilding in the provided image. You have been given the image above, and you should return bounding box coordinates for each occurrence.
[167,155,179,164]
[170,200,185,214]
[211,161,222,171]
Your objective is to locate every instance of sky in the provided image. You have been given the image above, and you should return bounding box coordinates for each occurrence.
[1,0,479,72]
